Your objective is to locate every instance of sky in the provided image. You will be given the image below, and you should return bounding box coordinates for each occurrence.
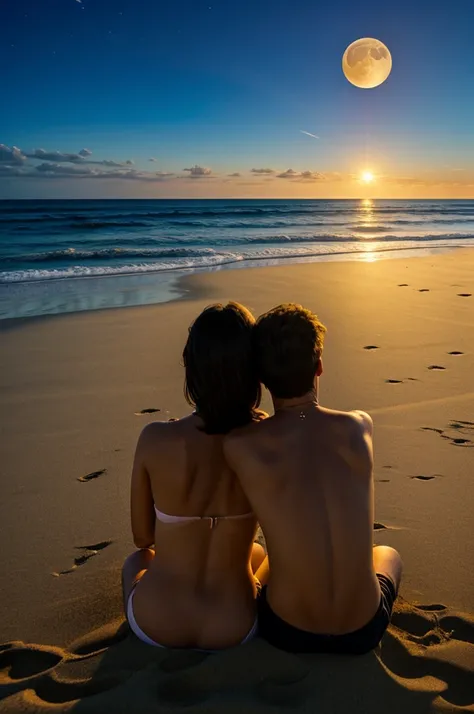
[1,0,473,199]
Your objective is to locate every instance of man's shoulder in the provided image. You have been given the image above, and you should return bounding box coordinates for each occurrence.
[320,407,373,434]
[320,407,373,467]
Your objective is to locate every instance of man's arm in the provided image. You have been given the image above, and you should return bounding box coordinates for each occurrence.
[346,410,374,478]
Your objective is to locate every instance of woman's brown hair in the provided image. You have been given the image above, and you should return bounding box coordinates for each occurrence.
[183,302,262,435]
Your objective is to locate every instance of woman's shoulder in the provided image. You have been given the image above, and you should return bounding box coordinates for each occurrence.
[140,414,195,434]
[137,415,191,447]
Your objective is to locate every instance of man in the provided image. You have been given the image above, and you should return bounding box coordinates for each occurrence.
[224,304,402,654]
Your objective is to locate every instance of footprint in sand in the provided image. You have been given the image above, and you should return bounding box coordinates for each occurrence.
[438,613,474,644]
[397,283,409,287]
[385,379,403,384]
[448,351,464,356]
[0,644,63,679]
[406,377,421,381]
[374,522,390,530]
[409,475,440,481]
[421,423,473,448]
[75,540,113,553]
[364,345,379,350]
[168,417,179,422]
[450,420,474,429]
[418,288,430,292]
[427,365,446,371]
[385,603,474,681]
[77,469,106,483]
[388,608,450,647]
[135,408,161,415]
[457,293,472,297]
[52,541,113,577]
[376,479,391,483]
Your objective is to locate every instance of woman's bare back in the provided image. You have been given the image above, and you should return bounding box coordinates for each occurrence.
[129,415,260,649]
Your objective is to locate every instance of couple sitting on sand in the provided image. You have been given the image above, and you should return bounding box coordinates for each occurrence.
[122,302,402,654]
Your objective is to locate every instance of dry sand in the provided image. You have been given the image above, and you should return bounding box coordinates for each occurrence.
[1,250,473,712]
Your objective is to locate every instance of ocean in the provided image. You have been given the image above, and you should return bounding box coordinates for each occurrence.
[1,198,473,319]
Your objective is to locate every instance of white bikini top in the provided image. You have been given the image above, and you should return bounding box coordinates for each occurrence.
[154,505,254,530]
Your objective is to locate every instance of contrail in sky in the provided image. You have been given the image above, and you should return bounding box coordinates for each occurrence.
[300,130,320,139]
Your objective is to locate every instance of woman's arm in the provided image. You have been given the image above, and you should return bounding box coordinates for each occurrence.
[131,425,156,549]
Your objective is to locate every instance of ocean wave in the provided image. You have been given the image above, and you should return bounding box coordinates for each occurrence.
[2,240,472,284]
[68,220,152,230]
[348,225,393,233]
[0,252,244,283]
[0,246,221,264]
[3,232,474,266]
[3,204,474,221]
[239,232,474,244]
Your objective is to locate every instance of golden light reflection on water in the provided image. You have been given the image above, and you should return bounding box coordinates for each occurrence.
[362,250,378,262]
[357,198,376,232]
[360,199,374,221]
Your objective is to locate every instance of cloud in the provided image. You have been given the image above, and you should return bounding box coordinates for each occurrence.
[32,163,174,181]
[300,130,320,139]
[276,169,319,180]
[0,164,27,176]
[276,169,299,179]
[0,144,26,164]
[98,169,174,181]
[299,170,323,181]
[276,169,336,182]
[149,157,157,162]
[25,148,134,167]
[35,163,94,176]
[251,167,274,174]
[183,165,212,178]
[99,159,134,167]
[26,148,88,163]
[228,172,241,177]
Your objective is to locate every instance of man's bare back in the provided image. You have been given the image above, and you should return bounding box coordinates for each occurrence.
[226,405,384,630]
[224,303,402,654]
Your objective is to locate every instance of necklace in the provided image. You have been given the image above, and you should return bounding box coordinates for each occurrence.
[277,397,319,419]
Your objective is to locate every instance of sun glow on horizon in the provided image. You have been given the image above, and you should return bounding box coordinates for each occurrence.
[361,170,375,183]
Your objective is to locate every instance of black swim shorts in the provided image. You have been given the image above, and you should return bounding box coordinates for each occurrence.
[257,573,397,655]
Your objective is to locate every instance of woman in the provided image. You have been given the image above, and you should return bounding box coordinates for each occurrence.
[122,302,267,650]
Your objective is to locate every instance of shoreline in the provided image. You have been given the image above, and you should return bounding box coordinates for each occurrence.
[1,243,473,322]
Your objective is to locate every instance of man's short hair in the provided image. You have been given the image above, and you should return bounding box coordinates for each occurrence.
[253,303,326,399]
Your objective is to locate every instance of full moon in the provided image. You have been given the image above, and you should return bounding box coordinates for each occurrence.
[342,38,392,89]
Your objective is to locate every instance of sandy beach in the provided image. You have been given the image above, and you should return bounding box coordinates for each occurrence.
[1,249,473,713]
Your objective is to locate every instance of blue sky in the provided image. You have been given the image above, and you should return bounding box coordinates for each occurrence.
[1,0,473,198]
